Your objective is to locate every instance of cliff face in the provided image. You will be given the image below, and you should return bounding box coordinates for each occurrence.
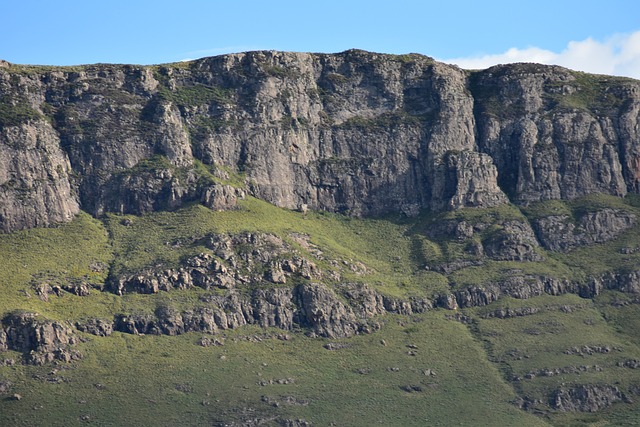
[0,121,78,232]
[0,50,639,231]
[471,64,640,204]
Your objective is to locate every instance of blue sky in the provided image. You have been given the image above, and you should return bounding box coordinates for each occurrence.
[3,1,640,78]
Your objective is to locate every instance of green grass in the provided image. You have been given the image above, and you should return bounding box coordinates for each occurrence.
[434,203,527,224]
[518,193,640,279]
[338,111,422,130]
[465,293,640,425]
[522,199,574,221]
[157,83,234,107]
[5,193,640,425]
[2,63,87,76]
[263,65,299,79]
[549,72,635,113]
[119,154,174,175]
[0,212,115,321]
[470,67,637,120]
[547,198,640,278]
[596,292,640,347]
[449,259,574,290]
[189,116,239,137]
[0,312,549,427]
[104,197,449,298]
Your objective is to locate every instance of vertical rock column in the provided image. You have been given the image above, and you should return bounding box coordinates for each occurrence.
[0,121,79,232]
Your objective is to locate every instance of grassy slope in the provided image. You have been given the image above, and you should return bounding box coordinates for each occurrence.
[471,293,640,426]
[105,197,450,299]
[2,194,640,425]
[0,212,116,321]
[0,314,548,427]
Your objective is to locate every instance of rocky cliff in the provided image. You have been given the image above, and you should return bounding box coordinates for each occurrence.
[5,52,640,424]
[1,50,639,231]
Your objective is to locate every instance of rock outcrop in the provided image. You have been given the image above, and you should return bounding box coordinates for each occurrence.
[110,232,319,295]
[450,268,640,309]
[532,208,637,252]
[442,150,509,210]
[0,311,81,364]
[106,280,434,339]
[426,216,542,264]
[102,217,640,339]
[111,283,374,339]
[0,121,79,231]
[551,384,629,412]
[2,51,639,232]
[472,64,638,204]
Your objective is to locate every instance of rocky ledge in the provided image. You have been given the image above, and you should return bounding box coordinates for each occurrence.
[0,311,81,365]
[532,208,637,252]
[103,281,428,339]
[550,384,631,412]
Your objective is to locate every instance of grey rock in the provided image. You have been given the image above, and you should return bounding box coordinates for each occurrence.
[1,311,80,365]
[0,51,496,231]
[294,283,360,338]
[108,279,430,339]
[551,384,629,412]
[481,306,540,319]
[3,52,640,233]
[472,64,635,204]
[75,318,113,336]
[0,328,7,351]
[112,233,319,294]
[442,150,509,210]
[445,274,578,309]
[323,342,351,351]
[619,359,640,369]
[0,122,79,232]
[533,209,637,252]
[278,419,312,427]
[265,262,287,284]
[62,282,91,296]
[482,220,542,261]
[201,184,245,211]
[444,271,640,312]
[426,217,541,263]
[400,385,424,393]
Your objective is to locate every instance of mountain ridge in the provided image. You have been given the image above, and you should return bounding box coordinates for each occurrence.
[1,49,639,233]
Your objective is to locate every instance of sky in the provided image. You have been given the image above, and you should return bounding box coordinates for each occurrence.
[2,1,640,78]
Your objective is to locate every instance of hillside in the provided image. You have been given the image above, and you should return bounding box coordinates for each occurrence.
[1,50,640,426]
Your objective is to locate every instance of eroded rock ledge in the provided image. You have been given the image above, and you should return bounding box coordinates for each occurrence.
[0,311,81,365]
[550,384,631,412]
[532,208,637,252]
[111,282,421,339]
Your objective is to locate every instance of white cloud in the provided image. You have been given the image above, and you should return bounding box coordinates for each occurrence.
[442,31,640,79]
